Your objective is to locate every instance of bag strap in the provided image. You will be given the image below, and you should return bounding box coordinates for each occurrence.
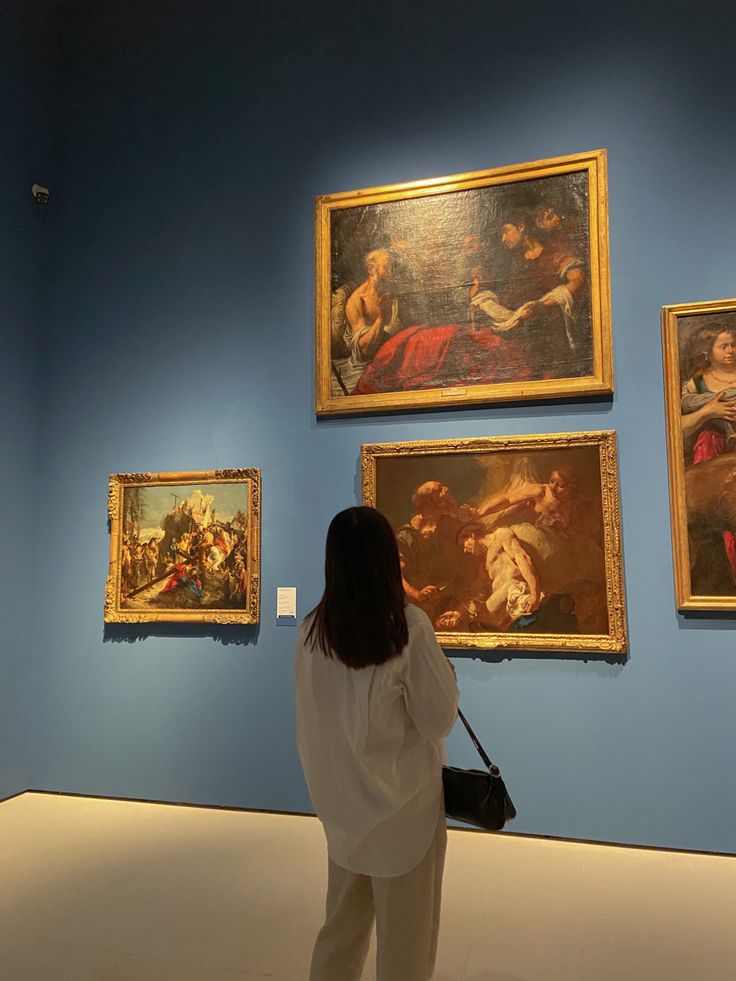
[457,707,500,776]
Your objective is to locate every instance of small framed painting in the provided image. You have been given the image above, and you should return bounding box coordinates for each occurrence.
[662,299,736,610]
[361,432,626,654]
[316,149,613,415]
[105,469,260,624]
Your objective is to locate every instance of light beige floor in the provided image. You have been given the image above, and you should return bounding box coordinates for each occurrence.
[0,793,734,980]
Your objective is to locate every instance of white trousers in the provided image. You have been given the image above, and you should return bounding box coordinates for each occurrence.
[309,811,447,981]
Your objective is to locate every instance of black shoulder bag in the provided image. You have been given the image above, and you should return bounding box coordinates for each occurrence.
[442,707,517,831]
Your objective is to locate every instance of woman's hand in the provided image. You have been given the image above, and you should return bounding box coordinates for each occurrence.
[682,390,736,439]
[704,392,736,421]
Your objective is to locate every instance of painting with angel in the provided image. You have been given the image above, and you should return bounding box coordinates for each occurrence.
[362,433,627,654]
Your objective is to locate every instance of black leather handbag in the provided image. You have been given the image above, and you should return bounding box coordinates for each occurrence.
[442,708,516,831]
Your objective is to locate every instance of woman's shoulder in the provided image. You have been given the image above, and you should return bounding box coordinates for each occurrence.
[683,375,709,395]
[405,603,433,632]
[296,611,318,651]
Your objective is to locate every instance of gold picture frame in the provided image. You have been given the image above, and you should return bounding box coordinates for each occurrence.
[105,469,261,624]
[361,431,626,653]
[662,298,736,610]
[316,149,613,416]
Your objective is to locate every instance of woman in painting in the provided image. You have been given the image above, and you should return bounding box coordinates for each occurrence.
[295,507,458,981]
[681,322,736,590]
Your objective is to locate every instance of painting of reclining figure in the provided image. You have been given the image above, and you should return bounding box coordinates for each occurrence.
[316,150,613,415]
[662,299,736,609]
[105,469,260,624]
[362,433,626,653]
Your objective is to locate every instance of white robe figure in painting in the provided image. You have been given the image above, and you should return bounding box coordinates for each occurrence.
[437,458,608,635]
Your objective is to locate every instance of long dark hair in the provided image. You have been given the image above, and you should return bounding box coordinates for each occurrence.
[306,506,408,668]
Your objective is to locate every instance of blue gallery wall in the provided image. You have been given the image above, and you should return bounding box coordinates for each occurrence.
[29,0,736,851]
[0,2,56,798]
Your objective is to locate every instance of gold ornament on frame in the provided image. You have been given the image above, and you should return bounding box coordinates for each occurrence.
[662,298,736,610]
[105,469,261,624]
[316,149,613,415]
[361,431,626,654]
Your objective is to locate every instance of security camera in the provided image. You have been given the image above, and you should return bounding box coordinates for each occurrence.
[32,184,50,205]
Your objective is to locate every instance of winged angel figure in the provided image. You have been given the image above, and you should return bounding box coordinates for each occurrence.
[436,457,607,634]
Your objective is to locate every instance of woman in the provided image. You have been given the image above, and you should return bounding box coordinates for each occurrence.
[295,507,458,981]
[681,322,736,458]
[681,322,736,586]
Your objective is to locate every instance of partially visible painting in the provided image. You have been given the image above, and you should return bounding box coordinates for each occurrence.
[105,469,260,623]
[662,299,736,609]
[316,150,613,415]
[362,432,626,653]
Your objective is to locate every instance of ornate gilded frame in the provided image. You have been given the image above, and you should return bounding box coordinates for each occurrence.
[361,431,627,653]
[105,469,261,624]
[662,297,736,611]
[316,149,613,415]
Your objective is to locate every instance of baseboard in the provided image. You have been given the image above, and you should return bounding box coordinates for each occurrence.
[8,787,732,859]
[0,788,27,804]
[24,787,315,820]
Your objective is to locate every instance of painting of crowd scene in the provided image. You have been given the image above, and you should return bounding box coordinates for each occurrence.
[362,433,627,653]
[663,301,736,607]
[106,470,260,623]
[317,151,612,414]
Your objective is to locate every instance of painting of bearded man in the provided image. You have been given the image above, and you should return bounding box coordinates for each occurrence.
[317,150,612,415]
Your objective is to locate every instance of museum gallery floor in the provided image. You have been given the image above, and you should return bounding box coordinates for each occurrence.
[1,792,734,981]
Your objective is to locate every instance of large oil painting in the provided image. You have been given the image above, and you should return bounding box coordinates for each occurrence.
[662,299,736,609]
[362,433,626,653]
[316,150,613,415]
[105,469,260,623]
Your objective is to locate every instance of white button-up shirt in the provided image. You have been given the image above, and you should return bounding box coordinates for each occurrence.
[295,603,458,877]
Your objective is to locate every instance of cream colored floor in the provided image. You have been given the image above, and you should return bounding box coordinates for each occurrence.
[0,793,734,981]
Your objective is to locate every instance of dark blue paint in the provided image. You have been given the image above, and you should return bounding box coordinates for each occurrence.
[0,1,56,798]
[7,0,736,850]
